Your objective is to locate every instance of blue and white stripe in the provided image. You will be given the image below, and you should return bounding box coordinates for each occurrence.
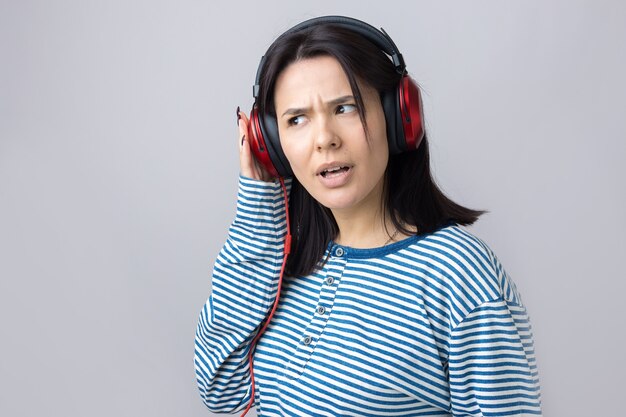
[195,176,542,416]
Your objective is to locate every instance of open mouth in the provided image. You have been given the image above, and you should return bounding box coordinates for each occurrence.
[320,166,350,178]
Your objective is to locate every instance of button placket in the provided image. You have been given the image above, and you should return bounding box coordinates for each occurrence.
[283,248,346,378]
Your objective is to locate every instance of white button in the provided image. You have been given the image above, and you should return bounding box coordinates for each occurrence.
[316,306,326,315]
[302,335,312,346]
[325,276,334,286]
[335,247,344,257]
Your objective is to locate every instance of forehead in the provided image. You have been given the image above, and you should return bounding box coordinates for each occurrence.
[273,56,352,108]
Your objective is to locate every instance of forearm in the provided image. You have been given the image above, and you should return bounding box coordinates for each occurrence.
[194,176,290,413]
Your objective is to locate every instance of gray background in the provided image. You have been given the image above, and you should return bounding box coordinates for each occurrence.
[1,1,624,416]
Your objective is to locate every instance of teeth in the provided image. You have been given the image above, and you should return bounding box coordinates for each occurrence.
[323,166,344,174]
[321,166,348,178]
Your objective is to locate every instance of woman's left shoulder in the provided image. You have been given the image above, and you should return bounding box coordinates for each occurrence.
[407,224,524,307]
[416,223,498,266]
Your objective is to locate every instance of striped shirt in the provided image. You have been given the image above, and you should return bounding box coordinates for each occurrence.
[195,176,542,416]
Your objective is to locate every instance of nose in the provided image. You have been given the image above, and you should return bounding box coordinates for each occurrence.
[314,118,341,151]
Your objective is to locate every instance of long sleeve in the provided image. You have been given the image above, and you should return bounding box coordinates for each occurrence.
[447,298,542,416]
[194,176,290,413]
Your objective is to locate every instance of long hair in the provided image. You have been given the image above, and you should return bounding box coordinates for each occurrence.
[257,23,485,276]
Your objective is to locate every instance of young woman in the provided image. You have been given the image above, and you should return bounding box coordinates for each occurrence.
[195,16,542,417]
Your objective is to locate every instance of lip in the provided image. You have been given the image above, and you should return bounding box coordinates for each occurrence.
[315,161,353,176]
[315,162,354,188]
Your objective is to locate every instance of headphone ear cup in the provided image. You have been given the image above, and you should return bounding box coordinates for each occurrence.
[251,107,293,177]
[399,75,425,151]
[382,75,425,154]
[248,107,280,178]
[260,112,293,177]
[381,87,405,155]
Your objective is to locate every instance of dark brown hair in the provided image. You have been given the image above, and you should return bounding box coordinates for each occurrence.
[257,23,485,276]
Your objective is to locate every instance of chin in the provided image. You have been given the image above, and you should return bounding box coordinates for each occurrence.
[313,193,362,211]
[304,180,384,214]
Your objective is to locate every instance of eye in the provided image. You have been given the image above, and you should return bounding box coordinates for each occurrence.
[336,104,357,114]
[287,115,306,126]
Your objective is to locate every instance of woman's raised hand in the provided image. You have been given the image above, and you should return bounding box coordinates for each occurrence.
[237,108,275,182]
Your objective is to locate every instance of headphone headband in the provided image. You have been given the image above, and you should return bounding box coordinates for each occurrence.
[253,16,405,98]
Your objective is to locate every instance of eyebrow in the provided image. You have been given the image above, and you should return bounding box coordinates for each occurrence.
[280,95,355,118]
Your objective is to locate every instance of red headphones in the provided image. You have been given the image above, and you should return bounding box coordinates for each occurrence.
[248,15,425,178]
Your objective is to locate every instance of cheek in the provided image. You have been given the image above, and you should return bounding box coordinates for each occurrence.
[372,152,389,182]
[280,138,309,175]
[371,131,389,167]
[279,125,311,155]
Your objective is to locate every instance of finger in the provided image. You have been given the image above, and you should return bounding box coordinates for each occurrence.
[237,110,258,179]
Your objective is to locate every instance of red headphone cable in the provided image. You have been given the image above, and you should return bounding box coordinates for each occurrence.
[240,177,291,417]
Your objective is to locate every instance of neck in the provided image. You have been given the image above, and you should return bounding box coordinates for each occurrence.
[332,205,397,248]
[327,178,415,248]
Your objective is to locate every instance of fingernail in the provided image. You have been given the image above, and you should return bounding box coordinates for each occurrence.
[236,106,241,124]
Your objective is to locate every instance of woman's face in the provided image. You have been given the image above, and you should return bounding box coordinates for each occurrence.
[274,55,389,217]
